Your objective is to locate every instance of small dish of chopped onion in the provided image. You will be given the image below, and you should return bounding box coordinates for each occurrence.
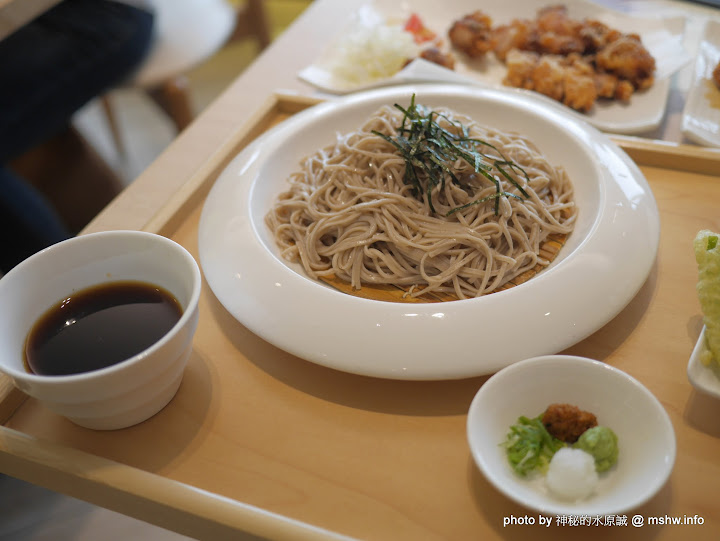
[467,355,676,517]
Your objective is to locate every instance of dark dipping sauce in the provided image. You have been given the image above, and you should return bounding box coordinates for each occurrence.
[24,281,183,376]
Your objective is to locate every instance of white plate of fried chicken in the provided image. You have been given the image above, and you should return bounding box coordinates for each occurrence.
[682,20,720,148]
[300,0,690,135]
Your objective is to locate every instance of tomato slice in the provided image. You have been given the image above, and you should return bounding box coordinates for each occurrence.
[404,13,436,44]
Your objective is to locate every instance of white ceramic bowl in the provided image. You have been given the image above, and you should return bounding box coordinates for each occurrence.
[467,355,676,516]
[0,230,201,430]
[199,84,659,380]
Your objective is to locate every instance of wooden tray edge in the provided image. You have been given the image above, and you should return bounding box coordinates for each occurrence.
[611,134,720,176]
[1,90,718,539]
[0,426,349,541]
[0,375,27,425]
[142,92,323,237]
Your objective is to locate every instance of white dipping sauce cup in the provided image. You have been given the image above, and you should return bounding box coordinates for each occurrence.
[0,230,201,430]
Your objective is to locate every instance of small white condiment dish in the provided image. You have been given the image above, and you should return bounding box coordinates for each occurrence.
[687,327,720,399]
[0,230,201,430]
[467,355,676,517]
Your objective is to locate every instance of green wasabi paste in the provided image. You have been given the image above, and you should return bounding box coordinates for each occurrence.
[573,426,619,472]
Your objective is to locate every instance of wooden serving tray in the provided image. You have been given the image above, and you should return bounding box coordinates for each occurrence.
[2,93,720,540]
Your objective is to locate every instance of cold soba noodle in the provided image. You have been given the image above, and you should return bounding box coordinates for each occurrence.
[265,98,577,300]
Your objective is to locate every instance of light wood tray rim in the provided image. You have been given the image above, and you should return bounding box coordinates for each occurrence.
[1,91,719,540]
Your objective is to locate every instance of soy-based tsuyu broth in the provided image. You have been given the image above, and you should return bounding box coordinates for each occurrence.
[24,281,183,376]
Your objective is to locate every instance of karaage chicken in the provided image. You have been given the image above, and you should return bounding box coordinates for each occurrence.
[448,4,656,112]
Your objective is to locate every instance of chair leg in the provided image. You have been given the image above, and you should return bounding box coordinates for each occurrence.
[100,95,126,157]
[247,0,272,49]
[9,125,125,234]
[147,76,195,132]
[229,0,271,50]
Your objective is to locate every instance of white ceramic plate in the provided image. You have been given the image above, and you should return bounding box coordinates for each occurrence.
[681,20,720,147]
[299,0,689,134]
[198,84,660,380]
[687,326,720,399]
[467,355,676,516]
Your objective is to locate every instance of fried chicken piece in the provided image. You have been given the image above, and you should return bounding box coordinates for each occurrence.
[564,52,594,76]
[531,55,566,101]
[536,32,584,56]
[493,7,584,58]
[596,35,655,89]
[614,79,635,101]
[534,4,584,55]
[563,68,597,112]
[504,49,539,88]
[713,60,720,90]
[593,70,620,98]
[419,47,456,70]
[579,19,622,52]
[542,403,598,444]
[566,53,615,104]
[536,4,580,35]
[504,51,598,111]
[491,19,536,61]
[448,11,493,58]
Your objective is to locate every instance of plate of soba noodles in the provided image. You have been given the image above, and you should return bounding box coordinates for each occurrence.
[198,84,659,380]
